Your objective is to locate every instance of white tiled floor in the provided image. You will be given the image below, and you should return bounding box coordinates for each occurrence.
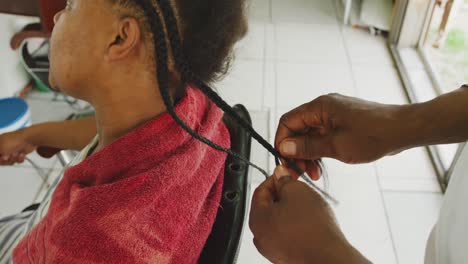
[376,148,441,193]
[234,1,443,263]
[341,26,395,67]
[274,23,347,64]
[275,61,355,108]
[0,166,44,217]
[383,191,443,264]
[353,64,408,104]
[218,60,265,111]
[326,160,397,264]
[0,0,445,263]
[271,0,338,25]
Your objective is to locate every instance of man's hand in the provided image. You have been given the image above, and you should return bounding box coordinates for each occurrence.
[275,94,412,169]
[250,166,370,264]
[276,87,468,172]
[0,130,36,166]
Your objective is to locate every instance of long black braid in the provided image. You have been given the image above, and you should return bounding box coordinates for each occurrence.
[132,0,336,203]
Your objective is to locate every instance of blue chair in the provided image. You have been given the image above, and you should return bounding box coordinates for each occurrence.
[0,98,30,135]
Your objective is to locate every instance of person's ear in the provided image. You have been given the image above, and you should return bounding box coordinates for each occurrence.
[107,17,141,61]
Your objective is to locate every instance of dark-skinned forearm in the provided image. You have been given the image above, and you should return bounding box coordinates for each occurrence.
[307,241,371,264]
[21,116,97,151]
[392,87,468,152]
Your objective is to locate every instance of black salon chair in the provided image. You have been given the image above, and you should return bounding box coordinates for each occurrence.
[199,104,252,264]
[35,104,253,264]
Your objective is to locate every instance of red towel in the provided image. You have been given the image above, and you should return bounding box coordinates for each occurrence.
[13,86,230,264]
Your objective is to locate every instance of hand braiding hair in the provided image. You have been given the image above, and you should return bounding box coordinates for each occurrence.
[131,0,336,203]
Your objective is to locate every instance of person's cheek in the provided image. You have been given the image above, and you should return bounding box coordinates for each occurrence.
[48,24,70,91]
[48,29,60,88]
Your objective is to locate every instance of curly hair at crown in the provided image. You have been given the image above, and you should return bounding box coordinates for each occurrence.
[110,0,247,84]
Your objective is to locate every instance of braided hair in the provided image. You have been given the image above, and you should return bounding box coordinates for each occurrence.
[113,0,335,202]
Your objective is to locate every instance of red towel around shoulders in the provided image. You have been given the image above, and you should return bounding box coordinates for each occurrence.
[13,86,230,264]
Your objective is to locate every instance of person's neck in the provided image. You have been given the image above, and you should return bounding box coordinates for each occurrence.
[91,79,167,152]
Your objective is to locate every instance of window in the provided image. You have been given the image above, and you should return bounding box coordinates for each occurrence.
[389,0,466,191]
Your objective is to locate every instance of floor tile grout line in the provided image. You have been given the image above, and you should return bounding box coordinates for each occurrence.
[271,17,279,173]
[373,162,401,264]
[269,0,273,23]
[332,0,359,97]
[382,189,443,195]
[233,57,266,63]
[273,21,344,27]
[260,19,272,174]
[267,58,350,65]
[261,23,268,110]
[272,20,278,116]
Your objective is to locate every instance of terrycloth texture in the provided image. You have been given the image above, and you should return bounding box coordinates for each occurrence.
[13,87,230,264]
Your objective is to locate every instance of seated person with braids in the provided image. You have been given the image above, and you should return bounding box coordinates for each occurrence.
[0,0,248,262]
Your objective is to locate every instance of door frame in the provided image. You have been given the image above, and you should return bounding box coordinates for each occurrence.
[388,0,465,192]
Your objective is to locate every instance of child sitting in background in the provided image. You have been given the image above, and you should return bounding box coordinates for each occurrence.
[0,0,247,263]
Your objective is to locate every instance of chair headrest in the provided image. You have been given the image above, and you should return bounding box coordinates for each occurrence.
[38,0,66,32]
[0,1,40,16]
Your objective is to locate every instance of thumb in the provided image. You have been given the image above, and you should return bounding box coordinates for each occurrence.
[273,166,294,196]
[279,134,332,160]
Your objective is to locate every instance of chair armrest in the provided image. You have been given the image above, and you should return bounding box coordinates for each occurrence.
[10,30,50,50]
[36,146,62,159]
[37,147,77,167]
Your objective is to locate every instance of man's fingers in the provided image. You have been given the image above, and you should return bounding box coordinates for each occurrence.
[279,134,334,160]
[275,102,325,149]
[18,154,26,164]
[252,176,276,208]
[0,160,15,166]
[250,177,277,236]
[280,159,305,180]
[273,166,294,199]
